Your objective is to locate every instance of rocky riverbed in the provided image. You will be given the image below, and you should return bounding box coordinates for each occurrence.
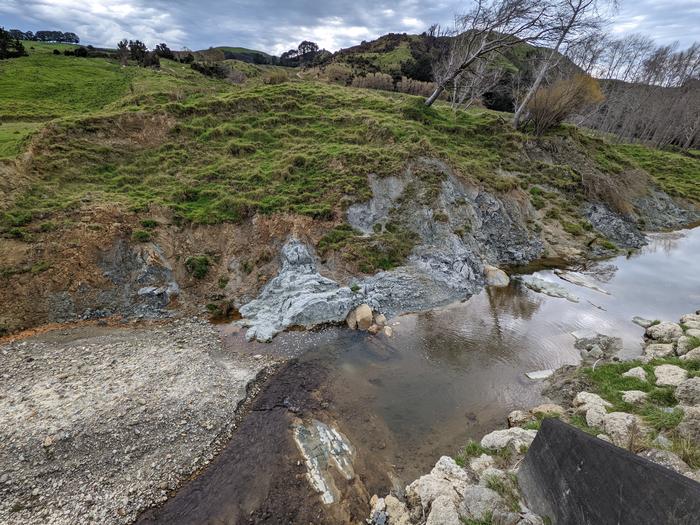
[368,309,700,524]
[0,319,275,525]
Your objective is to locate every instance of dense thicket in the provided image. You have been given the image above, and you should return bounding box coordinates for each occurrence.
[0,27,27,59]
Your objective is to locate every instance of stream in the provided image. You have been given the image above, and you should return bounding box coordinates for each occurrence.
[142,226,700,523]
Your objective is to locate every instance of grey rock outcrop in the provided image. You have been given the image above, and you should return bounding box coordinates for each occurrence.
[585,203,646,249]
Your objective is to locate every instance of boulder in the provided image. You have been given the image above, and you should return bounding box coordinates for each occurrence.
[644,343,675,359]
[368,323,382,335]
[481,427,537,452]
[638,449,691,476]
[596,433,612,443]
[347,304,373,331]
[426,495,461,525]
[681,313,700,324]
[686,329,700,339]
[530,403,566,418]
[405,456,469,508]
[374,313,387,326]
[586,405,607,428]
[684,321,700,331]
[677,336,700,356]
[678,406,700,442]
[646,322,683,343]
[525,369,554,380]
[676,377,700,406]
[654,364,688,387]
[460,486,507,521]
[573,392,612,414]
[383,326,393,337]
[484,265,510,287]
[507,410,532,427]
[469,454,496,477]
[681,347,700,362]
[622,367,647,382]
[621,390,648,405]
[478,467,508,486]
[602,412,646,448]
[384,495,411,525]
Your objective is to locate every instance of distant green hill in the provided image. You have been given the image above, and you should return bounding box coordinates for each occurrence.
[196,46,274,64]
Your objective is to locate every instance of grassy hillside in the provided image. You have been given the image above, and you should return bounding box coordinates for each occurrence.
[1,46,698,241]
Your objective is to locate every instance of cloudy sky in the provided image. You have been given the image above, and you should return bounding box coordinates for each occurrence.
[1,0,698,53]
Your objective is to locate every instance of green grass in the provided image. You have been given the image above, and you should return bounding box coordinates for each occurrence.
[0,121,40,159]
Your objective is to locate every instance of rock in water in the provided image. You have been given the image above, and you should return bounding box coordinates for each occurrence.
[645,322,683,343]
[525,369,555,380]
[347,304,373,331]
[554,269,610,295]
[519,276,579,302]
[632,316,655,328]
[484,265,510,287]
[240,240,357,342]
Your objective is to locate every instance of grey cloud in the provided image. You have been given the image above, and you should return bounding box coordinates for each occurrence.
[0,0,697,53]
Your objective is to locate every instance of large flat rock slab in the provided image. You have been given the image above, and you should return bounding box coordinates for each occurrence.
[0,319,268,525]
[518,419,700,524]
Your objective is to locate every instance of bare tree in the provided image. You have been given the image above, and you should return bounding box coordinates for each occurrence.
[425,0,551,107]
[512,0,616,128]
[451,56,505,109]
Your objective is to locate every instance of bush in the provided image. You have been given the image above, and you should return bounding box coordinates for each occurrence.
[351,72,394,92]
[325,63,354,85]
[74,47,88,58]
[185,255,211,279]
[263,71,288,85]
[131,230,151,242]
[52,49,60,55]
[525,74,604,135]
[140,219,158,229]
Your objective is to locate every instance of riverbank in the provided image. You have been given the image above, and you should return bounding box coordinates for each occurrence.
[0,319,276,525]
[368,309,700,524]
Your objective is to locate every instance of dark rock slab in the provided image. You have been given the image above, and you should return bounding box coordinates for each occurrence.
[518,418,700,525]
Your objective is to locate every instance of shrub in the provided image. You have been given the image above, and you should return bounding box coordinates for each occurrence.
[351,72,394,92]
[525,74,604,135]
[140,219,158,229]
[185,255,211,279]
[53,49,60,55]
[325,63,354,85]
[263,71,288,85]
[131,230,151,242]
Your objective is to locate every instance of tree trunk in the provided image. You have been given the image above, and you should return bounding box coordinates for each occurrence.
[425,84,445,107]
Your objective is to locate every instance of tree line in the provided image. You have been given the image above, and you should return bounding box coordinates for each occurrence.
[7,29,79,43]
[0,27,27,59]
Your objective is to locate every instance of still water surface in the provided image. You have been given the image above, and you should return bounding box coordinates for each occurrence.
[225,227,700,484]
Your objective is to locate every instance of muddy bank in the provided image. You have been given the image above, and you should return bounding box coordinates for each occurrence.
[0,319,272,525]
[137,358,391,525]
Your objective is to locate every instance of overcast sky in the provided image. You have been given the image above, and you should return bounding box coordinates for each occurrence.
[1,0,698,54]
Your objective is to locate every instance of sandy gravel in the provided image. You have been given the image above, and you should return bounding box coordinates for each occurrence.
[0,318,271,524]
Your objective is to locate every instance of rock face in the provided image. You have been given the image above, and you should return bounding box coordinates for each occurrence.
[645,322,683,343]
[240,240,357,341]
[585,203,646,249]
[654,364,688,387]
[676,377,700,406]
[484,265,510,287]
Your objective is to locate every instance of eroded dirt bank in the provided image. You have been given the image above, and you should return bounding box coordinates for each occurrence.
[0,319,274,525]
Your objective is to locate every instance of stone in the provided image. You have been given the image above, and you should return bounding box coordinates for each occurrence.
[686,329,700,339]
[460,486,507,521]
[478,466,508,485]
[347,304,373,331]
[676,377,700,406]
[646,322,683,343]
[681,347,700,362]
[530,404,566,418]
[638,449,691,476]
[383,326,393,337]
[519,276,579,302]
[573,392,612,414]
[367,324,381,335]
[374,313,387,326]
[654,364,688,387]
[681,313,700,324]
[507,410,531,427]
[622,367,647,382]
[602,412,646,448]
[678,406,700,441]
[684,321,700,331]
[384,495,411,525]
[654,434,672,448]
[492,510,521,525]
[525,369,554,380]
[484,265,510,287]
[469,454,495,476]
[554,269,610,295]
[621,390,648,405]
[585,405,607,428]
[426,495,461,525]
[481,427,537,452]
[596,434,612,443]
[632,316,655,328]
[676,336,700,356]
[644,343,675,358]
[405,456,469,508]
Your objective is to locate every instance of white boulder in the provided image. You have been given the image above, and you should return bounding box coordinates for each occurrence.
[646,322,683,343]
[621,390,648,405]
[622,367,647,382]
[603,412,646,448]
[484,265,510,287]
[480,427,537,452]
[654,364,688,387]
